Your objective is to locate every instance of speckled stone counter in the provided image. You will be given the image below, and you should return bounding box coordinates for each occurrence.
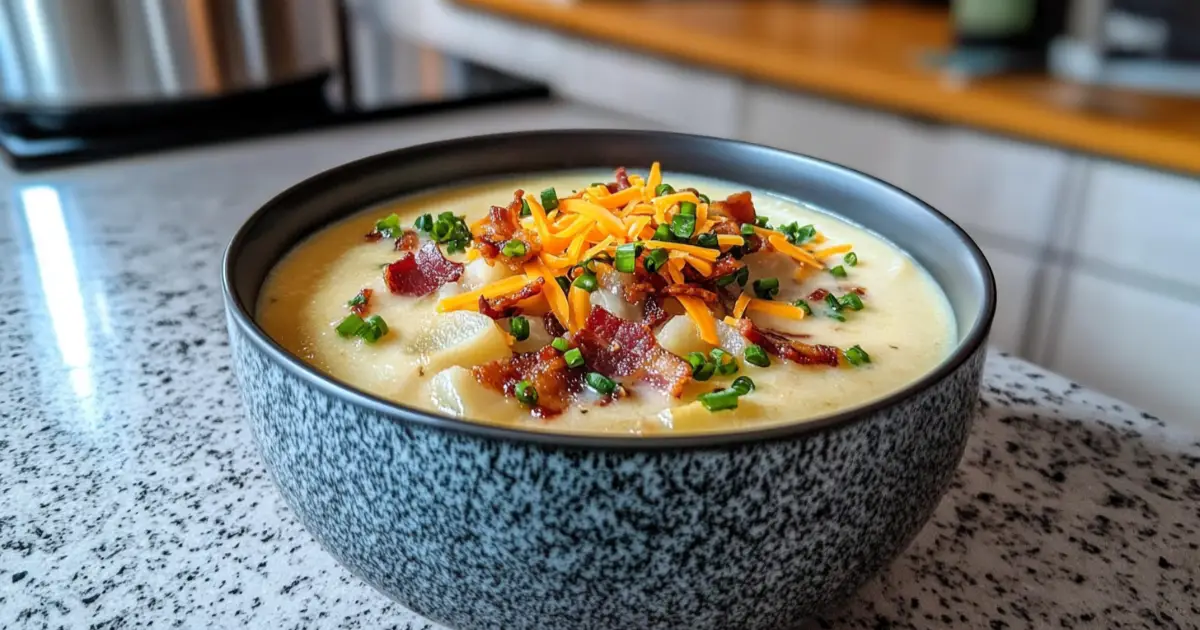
[2,103,1198,630]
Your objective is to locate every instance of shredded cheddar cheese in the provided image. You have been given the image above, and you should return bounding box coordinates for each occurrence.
[559,199,627,239]
[812,243,853,258]
[677,295,719,345]
[644,240,721,261]
[437,275,535,312]
[732,292,752,319]
[593,186,642,209]
[569,284,591,332]
[747,299,807,320]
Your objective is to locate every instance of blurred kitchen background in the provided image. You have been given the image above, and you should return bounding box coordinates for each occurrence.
[1,0,1196,425]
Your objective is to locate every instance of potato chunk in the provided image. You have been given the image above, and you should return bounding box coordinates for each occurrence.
[656,315,709,357]
[429,366,512,418]
[407,311,511,374]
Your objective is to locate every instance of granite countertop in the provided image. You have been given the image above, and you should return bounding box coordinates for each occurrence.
[2,103,1198,630]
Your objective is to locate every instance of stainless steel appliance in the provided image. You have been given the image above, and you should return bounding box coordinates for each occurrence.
[0,0,337,131]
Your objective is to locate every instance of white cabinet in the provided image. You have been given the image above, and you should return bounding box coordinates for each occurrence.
[740,85,913,186]
[1049,271,1200,426]
[1074,161,1200,291]
[901,127,1071,247]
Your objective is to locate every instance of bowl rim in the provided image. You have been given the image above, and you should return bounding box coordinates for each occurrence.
[223,129,995,450]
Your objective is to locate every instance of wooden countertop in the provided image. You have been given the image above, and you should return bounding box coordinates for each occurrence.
[457,0,1200,177]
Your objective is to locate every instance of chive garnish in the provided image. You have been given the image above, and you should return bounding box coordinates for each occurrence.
[572,273,598,293]
[744,344,770,368]
[358,315,389,343]
[698,389,739,412]
[671,213,696,240]
[652,223,672,242]
[515,380,538,405]
[413,213,433,233]
[830,265,848,278]
[844,252,858,267]
[563,348,585,368]
[551,337,569,352]
[374,213,402,237]
[824,293,843,312]
[735,266,750,288]
[655,183,675,197]
[839,293,864,311]
[740,224,756,236]
[586,372,616,395]
[696,232,719,249]
[644,248,669,273]
[540,188,559,212]
[615,242,642,273]
[555,276,571,295]
[730,376,755,395]
[697,193,711,204]
[686,352,707,376]
[711,348,738,375]
[694,361,716,382]
[520,199,531,218]
[509,316,530,341]
[752,278,779,300]
[792,299,813,315]
[754,216,771,228]
[336,314,365,337]
[501,240,527,257]
[427,212,472,254]
[844,345,871,366]
[679,201,697,217]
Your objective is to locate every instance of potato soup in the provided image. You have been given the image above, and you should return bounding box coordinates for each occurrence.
[258,165,955,435]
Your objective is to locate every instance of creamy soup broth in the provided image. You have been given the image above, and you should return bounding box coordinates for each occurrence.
[258,171,956,435]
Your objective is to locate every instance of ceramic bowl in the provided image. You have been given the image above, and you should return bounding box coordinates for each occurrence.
[222,130,995,630]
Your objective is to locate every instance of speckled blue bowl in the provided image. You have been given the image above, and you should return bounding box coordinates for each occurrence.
[223,130,994,630]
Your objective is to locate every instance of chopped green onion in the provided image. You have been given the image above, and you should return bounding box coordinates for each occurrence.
[586,372,616,395]
[697,193,711,204]
[686,352,707,375]
[429,213,472,254]
[698,389,739,412]
[563,348,585,368]
[572,273,598,293]
[824,293,843,312]
[671,213,696,240]
[358,315,389,343]
[540,188,559,212]
[413,213,434,233]
[735,266,750,287]
[644,248,670,273]
[615,242,642,273]
[520,199,531,218]
[830,265,848,278]
[715,271,739,287]
[730,376,755,395]
[694,361,716,382]
[375,213,402,237]
[346,291,368,309]
[515,380,538,406]
[828,312,847,322]
[431,219,451,241]
[710,348,738,375]
[652,224,672,242]
[335,314,365,337]
[740,223,756,236]
[501,240,527,257]
[729,246,745,260]
[794,224,816,243]
[839,292,864,311]
[551,337,569,352]
[555,276,571,295]
[844,345,871,366]
[591,182,606,188]
[755,216,770,227]
[509,316,530,341]
[696,232,719,249]
[792,299,812,315]
[844,252,858,267]
[744,344,770,367]
[679,201,697,217]
[655,183,675,197]
[752,278,780,300]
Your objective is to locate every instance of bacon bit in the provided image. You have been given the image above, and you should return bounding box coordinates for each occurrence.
[735,318,841,367]
[850,286,868,296]
[710,191,756,225]
[471,189,541,270]
[574,306,691,397]
[543,312,568,338]
[473,345,584,417]
[661,283,720,303]
[383,241,464,297]
[349,288,373,316]
[394,229,420,252]
[608,166,632,192]
[477,277,546,320]
[364,231,384,242]
[808,288,831,301]
[642,295,671,329]
[708,255,742,281]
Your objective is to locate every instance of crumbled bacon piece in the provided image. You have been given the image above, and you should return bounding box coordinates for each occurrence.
[849,286,868,296]
[394,229,420,252]
[471,190,540,270]
[710,191,756,225]
[349,288,373,316]
[642,295,671,329]
[543,312,567,338]
[383,241,463,297]
[661,284,719,303]
[473,345,584,417]
[610,166,632,192]
[735,319,841,367]
[708,255,742,281]
[364,231,384,242]
[710,220,762,254]
[574,307,691,397]
[477,277,546,320]
[808,288,830,301]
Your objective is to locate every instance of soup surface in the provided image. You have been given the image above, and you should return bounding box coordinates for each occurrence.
[258,166,956,435]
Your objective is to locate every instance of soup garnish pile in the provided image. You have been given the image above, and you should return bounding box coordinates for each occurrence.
[258,164,955,434]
